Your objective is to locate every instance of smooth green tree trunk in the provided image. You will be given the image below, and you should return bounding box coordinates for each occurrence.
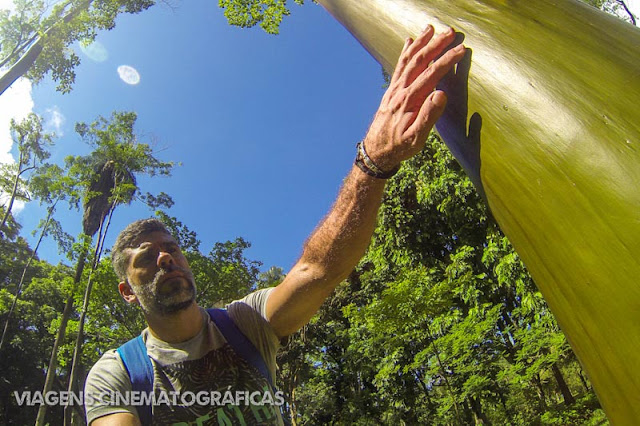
[316,0,640,423]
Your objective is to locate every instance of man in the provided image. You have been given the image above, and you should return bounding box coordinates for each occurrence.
[85,24,467,425]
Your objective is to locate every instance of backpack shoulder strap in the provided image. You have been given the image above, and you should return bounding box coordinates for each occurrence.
[116,335,153,426]
[207,308,274,386]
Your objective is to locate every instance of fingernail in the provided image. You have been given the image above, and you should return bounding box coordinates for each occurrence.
[424,24,433,32]
[430,92,447,108]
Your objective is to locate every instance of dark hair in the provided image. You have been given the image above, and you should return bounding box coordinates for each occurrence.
[112,218,172,281]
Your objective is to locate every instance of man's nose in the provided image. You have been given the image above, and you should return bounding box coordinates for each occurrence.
[157,251,175,269]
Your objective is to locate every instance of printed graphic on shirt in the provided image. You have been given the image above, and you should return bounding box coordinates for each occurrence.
[151,343,281,425]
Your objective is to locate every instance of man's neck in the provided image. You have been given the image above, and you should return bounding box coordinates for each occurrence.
[145,302,203,343]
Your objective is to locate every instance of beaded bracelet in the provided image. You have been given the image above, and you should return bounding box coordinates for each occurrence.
[354,141,400,179]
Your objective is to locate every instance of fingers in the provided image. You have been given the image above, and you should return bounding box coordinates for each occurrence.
[403,27,458,87]
[406,90,448,141]
[409,43,466,105]
[390,37,415,85]
[390,25,434,85]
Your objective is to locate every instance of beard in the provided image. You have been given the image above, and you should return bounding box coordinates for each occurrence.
[133,267,197,316]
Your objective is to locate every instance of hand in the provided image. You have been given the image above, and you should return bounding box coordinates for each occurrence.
[363,25,467,172]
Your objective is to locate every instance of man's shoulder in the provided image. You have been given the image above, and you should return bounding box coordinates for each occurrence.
[226,287,274,314]
[85,349,129,390]
[85,348,138,424]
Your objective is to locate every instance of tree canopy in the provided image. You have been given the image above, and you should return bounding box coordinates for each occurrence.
[0,0,155,95]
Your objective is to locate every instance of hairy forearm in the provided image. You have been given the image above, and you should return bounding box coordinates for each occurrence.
[302,165,386,280]
[267,165,386,336]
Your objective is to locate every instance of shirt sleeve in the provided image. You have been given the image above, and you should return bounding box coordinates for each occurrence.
[225,287,281,385]
[84,349,138,425]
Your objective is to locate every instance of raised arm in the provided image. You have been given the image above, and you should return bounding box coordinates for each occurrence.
[266,25,466,337]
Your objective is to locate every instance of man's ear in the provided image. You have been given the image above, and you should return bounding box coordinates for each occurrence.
[118,281,138,305]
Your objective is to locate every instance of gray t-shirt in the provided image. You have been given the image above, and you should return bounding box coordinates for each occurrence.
[84,288,282,425]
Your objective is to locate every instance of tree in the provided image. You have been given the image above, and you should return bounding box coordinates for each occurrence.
[0,0,155,95]
[217,0,307,34]
[301,1,640,423]
[0,113,53,237]
[35,111,174,426]
[0,163,75,352]
[0,261,72,424]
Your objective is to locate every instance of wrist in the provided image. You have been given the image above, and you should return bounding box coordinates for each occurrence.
[354,141,400,179]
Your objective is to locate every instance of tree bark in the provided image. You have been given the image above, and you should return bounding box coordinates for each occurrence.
[315,0,640,422]
[35,250,87,426]
[0,41,43,97]
[551,363,575,406]
[533,373,547,412]
[64,203,115,425]
[469,396,491,425]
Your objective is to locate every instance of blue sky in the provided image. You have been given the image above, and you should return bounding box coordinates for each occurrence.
[2,0,387,273]
[2,0,639,274]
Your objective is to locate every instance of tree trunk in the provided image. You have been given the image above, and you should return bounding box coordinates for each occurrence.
[0,42,43,97]
[578,368,591,393]
[0,0,92,96]
[533,373,547,412]
[469,396,491,425]
[35,250,87,426]
[64,204,115,425]
[551,363,575,406]
[0,150,25,236]
[315,0,640,422]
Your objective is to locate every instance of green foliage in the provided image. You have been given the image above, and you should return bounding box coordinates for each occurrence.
[66,111,175,235]
[218,0,308,34]
[0,261,72,424]
[277,133,607,424]
[0,113,55,237]
[0,0,155,93]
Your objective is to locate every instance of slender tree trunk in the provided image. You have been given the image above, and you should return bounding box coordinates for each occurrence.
[578,368,591,393]
[64,204,115,425]
[0,203,56,351]
[0,151,25,236]
[415,369,435,412]
[0,42,44,96]
[426,322,462,424]
[289,370,298,426]
[533,373,548,411]
[469,396,491,425]
[551,363,575,406]
[35,249,88,426]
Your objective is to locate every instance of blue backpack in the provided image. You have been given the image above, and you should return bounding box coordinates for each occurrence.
[116,308,274,425]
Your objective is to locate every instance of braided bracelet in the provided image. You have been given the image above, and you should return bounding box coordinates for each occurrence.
[354,141,400,179]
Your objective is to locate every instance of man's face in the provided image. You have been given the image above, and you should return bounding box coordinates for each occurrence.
[123,231,196,315]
